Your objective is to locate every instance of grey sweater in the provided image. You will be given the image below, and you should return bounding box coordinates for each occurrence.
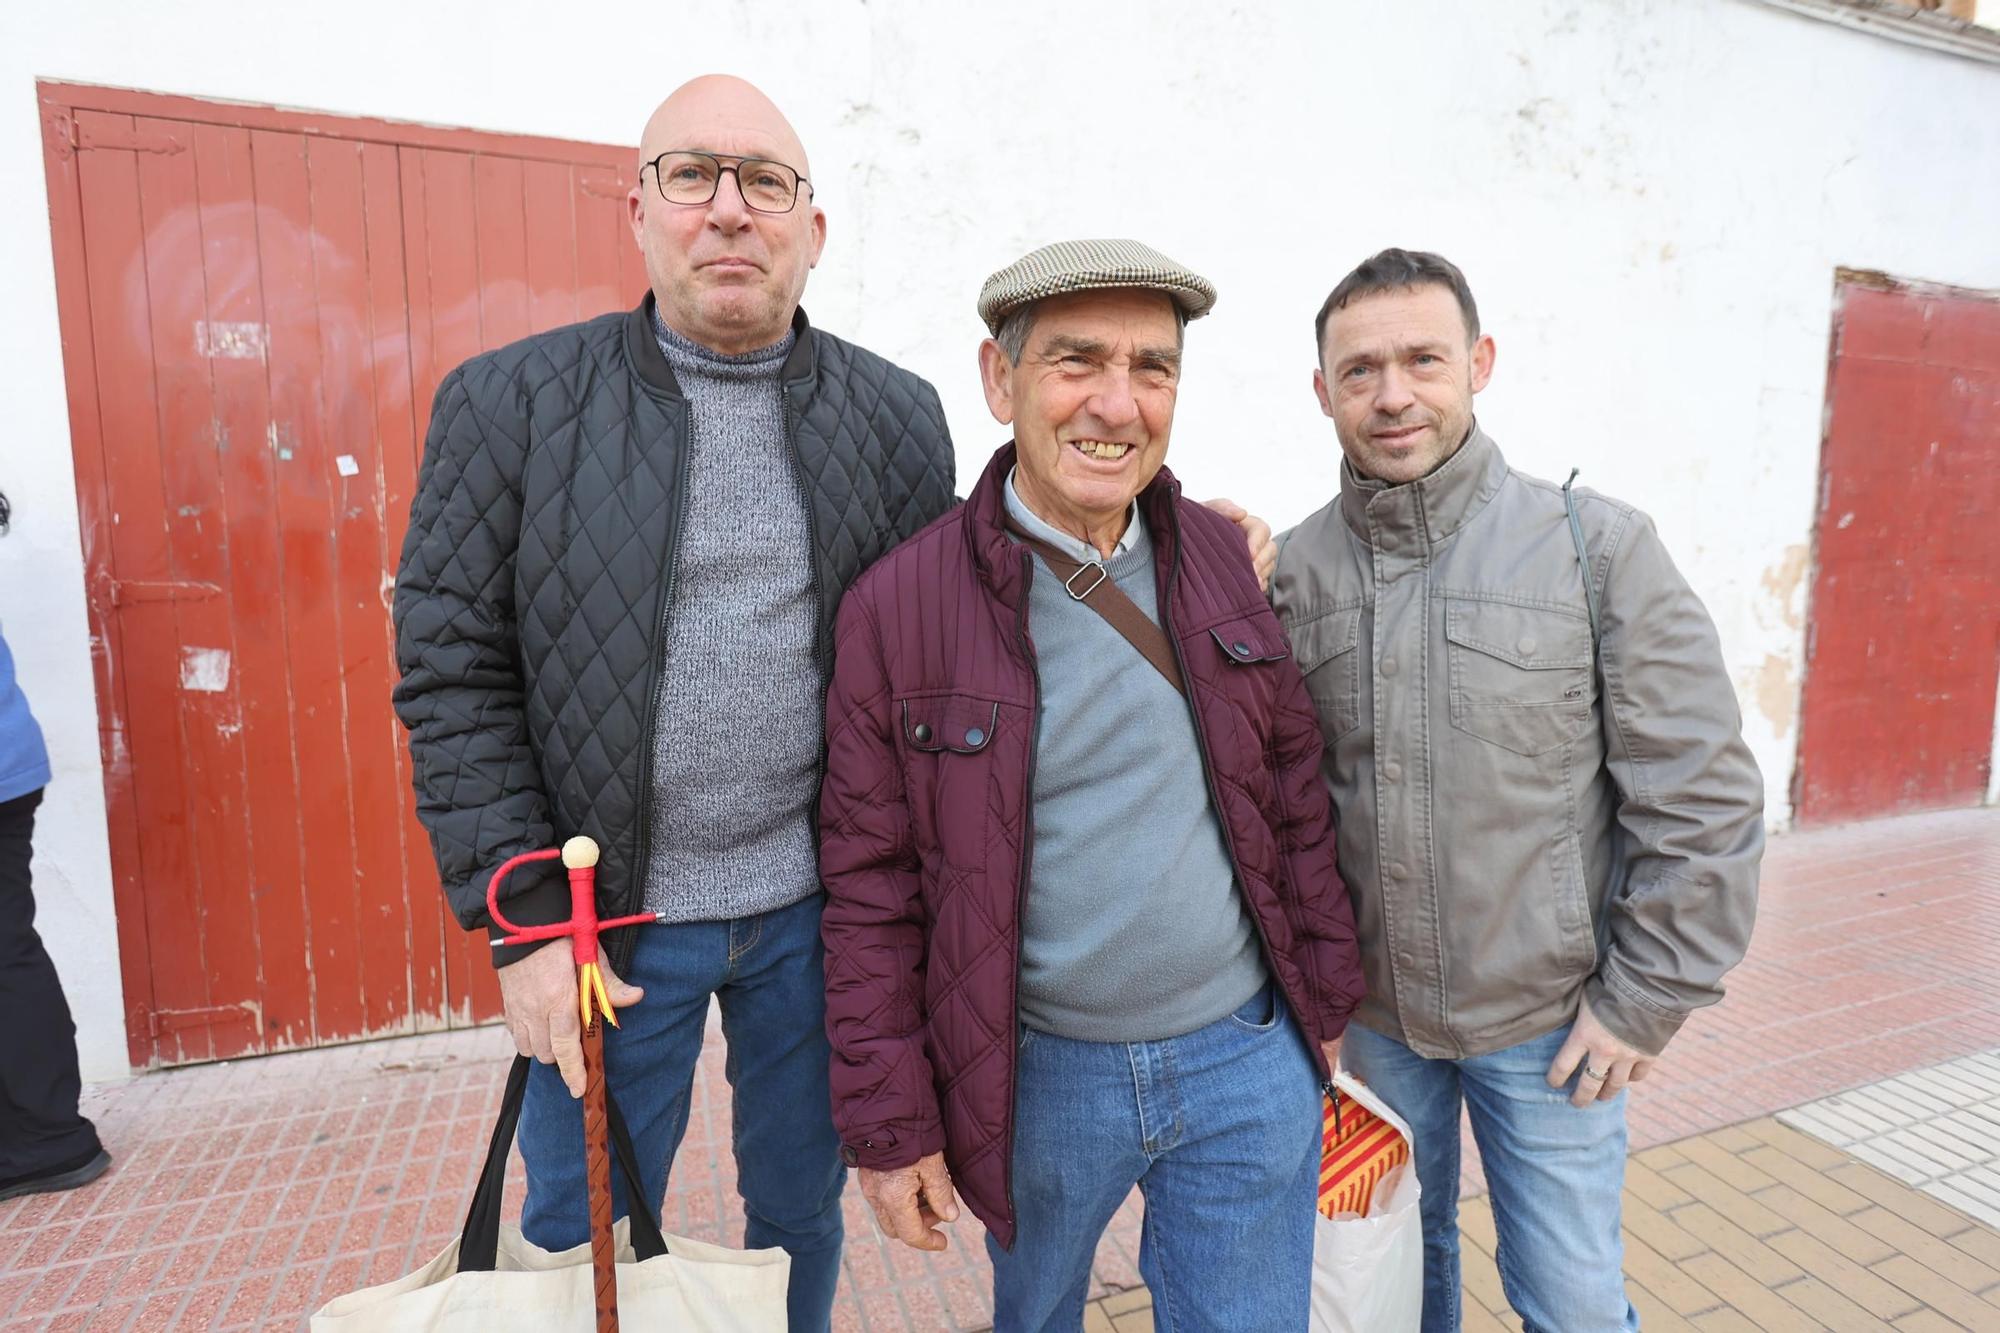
[643,317,822,922]
[1006,478,1268,1041]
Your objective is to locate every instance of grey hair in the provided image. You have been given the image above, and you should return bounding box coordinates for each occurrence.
[993,299,1189,364]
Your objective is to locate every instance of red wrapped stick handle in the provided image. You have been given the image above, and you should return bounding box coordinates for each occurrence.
[486,840,660,954]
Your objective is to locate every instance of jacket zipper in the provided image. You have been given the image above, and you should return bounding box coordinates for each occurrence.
[621,398,693,975]
[782,387,832,812]
[1003,549,1040,1245]
[1161,493,1335,1093]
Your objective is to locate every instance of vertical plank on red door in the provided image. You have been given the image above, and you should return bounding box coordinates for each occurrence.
[522,159,579,333]
[304,134,412,1039]
[574,166,627,319]
[38,95,156,1066]
[418,149,483,400]
[367,141,448,1029]
[413,147,502,1025]
[74,111,213,1065]
[250,126,365,1049]
[472,156,531,349]
[134,113,263,1063]
[393,144,461,1028]
[1796,282,2000,822]
[398,148,440,446]
[611,168,644,310]
[188,122,305,1058]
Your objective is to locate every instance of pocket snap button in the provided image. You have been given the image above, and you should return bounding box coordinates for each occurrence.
[965,727,985,747]
[912,723,932,743]
[1517,636,1537,655]
[1233,641,1252,657]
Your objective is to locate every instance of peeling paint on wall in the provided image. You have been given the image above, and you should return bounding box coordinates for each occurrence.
[1761,543,1812,630]
[1752,652,1800,738]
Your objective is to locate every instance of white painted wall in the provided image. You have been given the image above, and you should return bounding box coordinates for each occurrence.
[2,0,1996,1077]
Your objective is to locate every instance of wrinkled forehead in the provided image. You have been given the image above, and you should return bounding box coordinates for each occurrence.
[641,98,810,177]
[1025,288,1184,348]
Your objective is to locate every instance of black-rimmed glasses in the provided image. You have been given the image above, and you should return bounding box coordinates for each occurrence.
[641,150,811,214]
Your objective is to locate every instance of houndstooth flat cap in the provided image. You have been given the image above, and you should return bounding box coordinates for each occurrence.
[976,239,1218,335]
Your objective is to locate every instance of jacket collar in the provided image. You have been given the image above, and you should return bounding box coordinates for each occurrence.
[623,293,817,401]
[965,442,1181,606]
[1337,424,1507,557]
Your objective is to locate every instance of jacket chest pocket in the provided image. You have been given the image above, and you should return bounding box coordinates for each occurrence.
[1444,600,1595,757]
[1291,608,1363,744]
[899,694,1001,869]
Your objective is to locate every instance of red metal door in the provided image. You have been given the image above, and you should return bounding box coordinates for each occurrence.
[1794,274,2000,825]
[38,82,646,1066]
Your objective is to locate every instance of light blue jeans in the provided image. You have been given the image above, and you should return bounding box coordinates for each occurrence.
[1342,1021,1639,1333]
[517,893,845,1333]
[987,981,1322,1332]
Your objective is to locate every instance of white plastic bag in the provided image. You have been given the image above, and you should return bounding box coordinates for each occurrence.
[1309,1070,1423,1333]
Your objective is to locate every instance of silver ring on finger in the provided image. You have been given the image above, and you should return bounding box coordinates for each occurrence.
[1583,1063,1609,1081]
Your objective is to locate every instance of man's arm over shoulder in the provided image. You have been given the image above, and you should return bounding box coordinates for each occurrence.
[819,582,946,1171]
[1589,506,1765,1054]
[392,363,567,945]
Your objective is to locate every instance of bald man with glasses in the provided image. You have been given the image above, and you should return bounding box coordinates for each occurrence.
[394,76,953,1329]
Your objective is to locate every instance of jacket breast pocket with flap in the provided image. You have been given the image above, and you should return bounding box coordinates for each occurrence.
[1290,607,1363,744]
[1444,598,1595,757]
[899,693,1000,868]
[1208,614,1291,667]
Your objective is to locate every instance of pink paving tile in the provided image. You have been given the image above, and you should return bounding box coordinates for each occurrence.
[899,1278,950,1328]
[155,1239,221,1290]
[15,1264,89,1319]
[943,1272,992,1325]
[130,1290,183,1330]
[56,1253,134,1313]
[858,1286,907,1328]
[262,1266,322,1329]
[172,1279,235,1330]
[829,1294,865,1333]
[307,1256,366,1315]
[82,1301,140,1331]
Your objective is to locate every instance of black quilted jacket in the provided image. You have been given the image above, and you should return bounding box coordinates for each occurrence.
[392,297,956,967]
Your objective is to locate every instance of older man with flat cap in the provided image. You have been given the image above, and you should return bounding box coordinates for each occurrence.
[819,241,1364,1327]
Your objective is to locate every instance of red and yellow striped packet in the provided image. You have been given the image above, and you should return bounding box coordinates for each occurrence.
[1318,1087,1410,1219]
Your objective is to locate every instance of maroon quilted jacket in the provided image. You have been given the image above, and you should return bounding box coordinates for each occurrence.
[819,444,1364,1248]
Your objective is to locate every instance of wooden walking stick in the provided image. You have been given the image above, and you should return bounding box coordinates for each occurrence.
[486,836,661,1332]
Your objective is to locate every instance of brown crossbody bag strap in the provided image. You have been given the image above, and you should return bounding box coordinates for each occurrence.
[1003,519,1186,699]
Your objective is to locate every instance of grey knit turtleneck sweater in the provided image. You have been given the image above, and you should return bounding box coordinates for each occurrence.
[644,314,822,922]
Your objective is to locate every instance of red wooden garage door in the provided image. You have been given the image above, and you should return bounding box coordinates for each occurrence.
[1794,274,2000,825]
[38,82,647,1067]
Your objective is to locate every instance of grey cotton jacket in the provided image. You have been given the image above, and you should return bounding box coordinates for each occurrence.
[1271,428,1763,1058]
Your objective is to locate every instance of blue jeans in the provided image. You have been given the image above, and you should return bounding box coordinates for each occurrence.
[518,893,844,1333]
[987,982,1321,1332]
[1342,1021,1639,1333]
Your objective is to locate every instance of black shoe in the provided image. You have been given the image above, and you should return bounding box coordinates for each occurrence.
[0,1146,112,1202]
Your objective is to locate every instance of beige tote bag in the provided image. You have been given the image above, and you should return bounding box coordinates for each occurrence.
[312,1057,789,1331]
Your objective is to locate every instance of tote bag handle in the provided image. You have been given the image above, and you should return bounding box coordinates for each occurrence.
[458,1055,669,1271]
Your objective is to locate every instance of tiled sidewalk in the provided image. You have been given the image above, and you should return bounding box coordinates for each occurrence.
[1451,1112,2000,1332]
[2,805,1996,1330]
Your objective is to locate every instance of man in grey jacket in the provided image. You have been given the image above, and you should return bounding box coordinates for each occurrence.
[1271,249,1764,1332]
